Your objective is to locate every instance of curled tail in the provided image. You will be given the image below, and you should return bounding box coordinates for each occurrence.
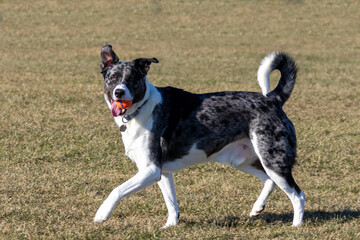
[257,52,297,106]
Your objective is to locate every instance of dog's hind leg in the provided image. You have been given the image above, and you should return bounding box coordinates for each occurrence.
[260,166,305,226]
[235,161,276,217]
[157,172,180,229]
[250,132,305,226]
[94,164,161,223]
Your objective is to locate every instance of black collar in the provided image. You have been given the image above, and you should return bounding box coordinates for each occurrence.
[122,100,148,123]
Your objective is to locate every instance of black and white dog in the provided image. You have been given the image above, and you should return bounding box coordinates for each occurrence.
[94,45,305,228]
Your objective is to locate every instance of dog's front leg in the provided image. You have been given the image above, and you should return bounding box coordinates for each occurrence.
[157,172,179,229]
[94,165,161,223]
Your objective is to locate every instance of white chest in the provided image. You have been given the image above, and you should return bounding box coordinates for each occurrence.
[115,115,154,169]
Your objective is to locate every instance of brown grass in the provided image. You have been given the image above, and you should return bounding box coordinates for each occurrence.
[1,0,359,239]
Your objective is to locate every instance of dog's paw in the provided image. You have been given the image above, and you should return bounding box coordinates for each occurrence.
[160,213,179,229]
[292,222,302,227]
[94,202,113,223]
[249,206,265,217]
[160,221,177,230]
[94,210,110,223]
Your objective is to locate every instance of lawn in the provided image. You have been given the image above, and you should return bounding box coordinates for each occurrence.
[1,0,359,239]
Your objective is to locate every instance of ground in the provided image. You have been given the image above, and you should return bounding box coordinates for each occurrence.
[0,0,359,239]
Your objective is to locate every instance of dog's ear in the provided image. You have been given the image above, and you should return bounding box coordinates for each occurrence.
[100,45,120,69]
[131,58,159,75]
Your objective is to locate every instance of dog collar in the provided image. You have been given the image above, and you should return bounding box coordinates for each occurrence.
[122,108,140,122]
[120,100,148,132]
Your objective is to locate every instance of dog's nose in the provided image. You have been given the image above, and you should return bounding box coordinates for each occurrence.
[114,89,125,99]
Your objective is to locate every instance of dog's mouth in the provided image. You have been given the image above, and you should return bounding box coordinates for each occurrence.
[110,100,127,117]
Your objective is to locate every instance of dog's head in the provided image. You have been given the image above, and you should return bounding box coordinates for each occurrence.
[100,45,159,112]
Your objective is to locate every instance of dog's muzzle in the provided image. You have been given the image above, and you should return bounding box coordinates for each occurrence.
[112,84,132,102]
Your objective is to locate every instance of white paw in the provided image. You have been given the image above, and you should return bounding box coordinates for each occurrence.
[160,214,179,229]
[93,201,114,223]
[249,206,265,217]
[292,221,302,227]
[160,221,177,229]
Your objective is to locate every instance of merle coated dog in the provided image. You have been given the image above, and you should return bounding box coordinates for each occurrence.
[94,45,305,228]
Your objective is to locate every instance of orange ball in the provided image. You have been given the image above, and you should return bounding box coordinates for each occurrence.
[115,100,133,109]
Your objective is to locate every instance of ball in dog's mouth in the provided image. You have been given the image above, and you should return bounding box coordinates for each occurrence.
[111,100,133,117]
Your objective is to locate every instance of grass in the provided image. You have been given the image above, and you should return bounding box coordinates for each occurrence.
[1,0,359,239]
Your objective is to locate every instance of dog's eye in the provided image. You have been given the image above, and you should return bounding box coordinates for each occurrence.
[110,76,116,81]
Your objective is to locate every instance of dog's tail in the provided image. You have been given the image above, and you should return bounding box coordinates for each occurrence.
[257,52,297,106]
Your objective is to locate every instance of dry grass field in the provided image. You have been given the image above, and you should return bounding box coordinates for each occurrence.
[1,0,359,239]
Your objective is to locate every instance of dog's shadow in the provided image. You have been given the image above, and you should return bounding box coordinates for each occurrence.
[181,209,360,227]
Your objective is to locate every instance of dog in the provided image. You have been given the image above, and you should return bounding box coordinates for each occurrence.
[94,45,305,228]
